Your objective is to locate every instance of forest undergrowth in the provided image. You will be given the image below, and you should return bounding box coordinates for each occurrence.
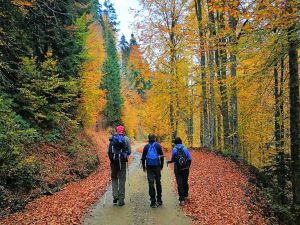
[0,129,110,225]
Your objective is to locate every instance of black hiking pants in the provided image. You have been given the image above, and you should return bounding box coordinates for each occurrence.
[110,161,127,203]
[147,166,162,202]
[175,169,189,201]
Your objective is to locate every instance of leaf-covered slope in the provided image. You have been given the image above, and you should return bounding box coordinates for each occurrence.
[0,130,110,225]
[180,150,270,224]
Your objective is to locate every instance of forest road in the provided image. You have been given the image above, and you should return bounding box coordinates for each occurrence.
[84,143,192,225]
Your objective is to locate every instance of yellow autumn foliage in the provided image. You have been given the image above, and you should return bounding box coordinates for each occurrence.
[78,22,106,128]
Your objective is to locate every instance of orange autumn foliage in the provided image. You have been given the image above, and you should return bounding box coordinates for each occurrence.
[182,150,268,225]
[78,22,106,128]
[11,0,33,7]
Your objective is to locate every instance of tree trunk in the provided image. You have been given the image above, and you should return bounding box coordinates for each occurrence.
[207,5,216,149]
[215,10,231,150]
[209,49,216,149]
[229,14,239,154]
[200,110,204,147]
[169,30,178,141]
[164,1,182,143]
[201,52,209,147]
[195,0,209,147]
[188,89,194,146]
[170,99,176,141]
[230,52,238,154]
[218,47,231,150]
[217,108,222,149]
[274,59,287,205]
[274,65,281,153]
[288,23,300,213]
[280,57,285,151]
[187,104,194,147]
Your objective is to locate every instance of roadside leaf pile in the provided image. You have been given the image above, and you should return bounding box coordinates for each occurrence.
[181,151,269,225]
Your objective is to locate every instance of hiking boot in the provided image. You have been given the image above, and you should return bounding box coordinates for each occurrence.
[184,196,189,203]
[157,199,163,206]
[118,201,125,206]
[179,201,185,206]
[150,201,157,208]
[113,198,119,205]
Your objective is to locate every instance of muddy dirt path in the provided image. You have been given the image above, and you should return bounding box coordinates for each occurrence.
[84,144,191,225]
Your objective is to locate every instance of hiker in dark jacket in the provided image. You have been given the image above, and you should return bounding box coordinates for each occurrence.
[141,134,164,208]
[167,137,191,206]
[107,125,131,206]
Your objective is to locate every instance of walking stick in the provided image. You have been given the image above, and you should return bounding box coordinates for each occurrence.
[126,157,132,203]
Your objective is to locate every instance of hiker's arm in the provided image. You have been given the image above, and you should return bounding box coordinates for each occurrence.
[185,148,192,167]
[167,149,176,164]
[157,144,164,169]
[107,141,112,155]
[107,141,113,161]
[125,136,131,155]
[185,148,192,160]
[170,148,176,162]
[141,146,147,171]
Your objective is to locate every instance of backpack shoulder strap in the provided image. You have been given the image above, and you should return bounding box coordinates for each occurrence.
[148,142,156,148]
[175,145,183,151]
[146,143,151,153]
[113,134,125,142]
[147,143,157,155]
[176,146,186,156]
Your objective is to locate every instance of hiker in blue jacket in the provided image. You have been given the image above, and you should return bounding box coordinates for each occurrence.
[141,134,164,208]
[167,137,192,206]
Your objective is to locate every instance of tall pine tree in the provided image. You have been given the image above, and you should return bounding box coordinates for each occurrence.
[99,2,122,126]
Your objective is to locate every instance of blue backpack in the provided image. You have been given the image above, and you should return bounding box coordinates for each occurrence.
[109,134,128,161]
[146,143,160,166]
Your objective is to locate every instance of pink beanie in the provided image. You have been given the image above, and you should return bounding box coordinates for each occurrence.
[116,125,124,134]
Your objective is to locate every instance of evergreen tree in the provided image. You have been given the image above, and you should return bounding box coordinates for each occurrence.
[1,0,91,130]
[100,0,119,31]
[0,1,30,89]
[99,5,122,126]
[126,34,150,98]
[120,34,130,77]
[0,0,94,189]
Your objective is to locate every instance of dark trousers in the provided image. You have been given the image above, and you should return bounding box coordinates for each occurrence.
[175,169,189,201]
[110,161,126,202]
[147,167,162,202]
